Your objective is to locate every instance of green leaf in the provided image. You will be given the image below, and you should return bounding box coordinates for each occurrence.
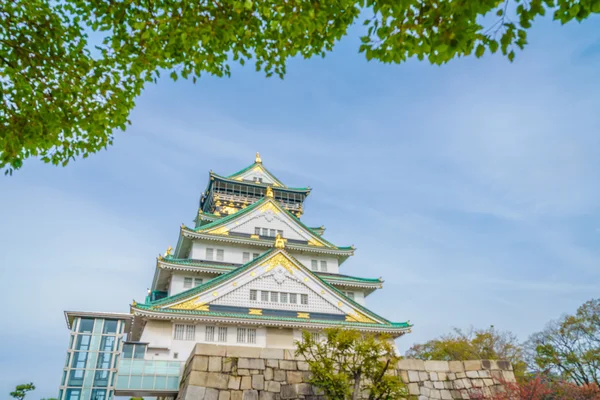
[475,44,485,58]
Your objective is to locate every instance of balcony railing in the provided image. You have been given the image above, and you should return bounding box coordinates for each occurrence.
[115,359,182,394]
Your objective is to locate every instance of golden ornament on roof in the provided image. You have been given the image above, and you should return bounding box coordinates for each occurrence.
[266,186,274,198]
[255,152,262,163]
[274,233,287,249]
[164,246,173,257]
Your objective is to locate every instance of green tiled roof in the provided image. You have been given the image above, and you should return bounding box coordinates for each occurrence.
[142,249,399,328]
[226,162,286,187]
[160,257,381,285]
[133,304,410,330]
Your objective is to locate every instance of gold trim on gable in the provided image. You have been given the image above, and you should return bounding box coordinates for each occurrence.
[258,202,280,214]
[249,309,263,315]
[297,312,310,319]
[170,299,210,311]
[263,253,298,275]
[207,226,229,236]
[345,312,377,324]
[308,238,325,247]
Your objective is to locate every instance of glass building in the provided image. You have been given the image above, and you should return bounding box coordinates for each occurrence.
[59,312,132,400]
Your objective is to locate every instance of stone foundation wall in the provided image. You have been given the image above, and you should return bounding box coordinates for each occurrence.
[178,344,515,400]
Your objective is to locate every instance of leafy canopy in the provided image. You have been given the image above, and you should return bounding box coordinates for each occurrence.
[406,325,528,381]
[9,383,35,400]
[295,328,406,400]
[2,0,599,173]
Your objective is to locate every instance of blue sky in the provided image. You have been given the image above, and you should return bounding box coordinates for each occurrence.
[1,16,600,399]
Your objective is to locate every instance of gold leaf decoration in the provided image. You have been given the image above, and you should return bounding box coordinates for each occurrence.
[258,202,280,214]
[297,312,310,319]
[170,299,210,311]
[249,309,263,315]
[345,312,377,324]
[263,253,298,275]
[308,238,325,247]
[207,226,229,236]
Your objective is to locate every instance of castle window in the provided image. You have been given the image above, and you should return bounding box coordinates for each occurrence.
[255,227,260,235]
[205,326,215,342]
[183,277,193,288]
[270,229,276,237]
[174,324,185,340]
[253,253,260,259]
[301,294,308,305]
[237,328,247,343]
[250,290,257,301]
[218,327,228,342]
[195,278,203,286]
[262,228,269,236]
[289,293,297,304]
[311,332,321,342]
[261,291,269,302]
[311,260,318,271]
[217,249,224,261]
[185,325,196,341]
[277,230,283,237]
[243,252,250,263]
[270,292,279,302]
[248,329,256,344]
[345,291,355,300]
[280,293,288,303]
[206,248,214,260]
[320,261,328,272]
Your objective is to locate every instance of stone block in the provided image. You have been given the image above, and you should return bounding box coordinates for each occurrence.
[456,372,466,379]
[266,359,279,368]
[424,360,450,372]
[408,383,420,395]
[497,361,512,371]
[483,379,494,386]
[419,371,429,381]
[279,360,296,370]
[463,360,481,371]
[227,347,262,359]
[443,381,453,389]
[287,371,304,384]
[274,370,286,382]
[265,367,273,380]
[205,388,219,400]
[440,390,452,400]
[297,361,309,371]
[190,372,209,387]
[259,392,276,400]
[260,348,284,359]
[447,373,456,381]
[295,383,313,395]
[192,356,210,371]
[424,380,433,389]
[399,370,409,383]
[472,379,484,388]
[250,370,259,375]
[183,386,206,400]
[502,370,516,382]
[430,372,438,381]
[238,369,250,376]
[398,359,425,371]
[231,391,243,400]
[482,360,498,370]
[302,371,313,381]
[223,358,235,372]
[209,356,223,372]
[438,372,447,381]
[433,381,444,390]
[448,361,464,373]
[239,358,266,370]
[420,387,431,397]
[430,389,441,399]
[243,390,258,400]
[228,376,242,390]
[280,384,298,399]
[478,370,491,378]
[241,376,252,390]
[219,391,231,400]
[252,374,265,390]
[195,344,227,356]
[466,371,479,379]
[206,373,230,389]
[266,380,281,393]
[408,370,420,382]
[491,371,503,381]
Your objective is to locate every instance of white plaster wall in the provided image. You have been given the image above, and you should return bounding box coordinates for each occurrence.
[141,321,267,361]
[341,290,366,306]
[238,169,276,185]
[169,272,222,296]
[228,212,308,242]
[294,254,339,274]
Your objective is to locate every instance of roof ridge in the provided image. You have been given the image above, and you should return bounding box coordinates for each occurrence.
[224,162,287,187]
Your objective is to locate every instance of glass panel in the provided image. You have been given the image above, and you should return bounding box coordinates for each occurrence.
[183,277,193,288]
[96,352,112,369]
[65,388,81,400]
[94,370,110,387]
[59,389,64,400]
[91,389,107,400]
[99,336,115,352]
[122,343,134,359]
[102,320,118,334]
[134,344,146,359]
[142,375,155,389]
[68,369,85,387]
[78,318,94,333]
[129,375,142,389]
[62,370,67,385]
[167,376,179,390]
[90,335,101,352]
[71,351,88,369]
[155,375,167,389]
[75,335,91,351]
[65,352,71,367]
[131,359,144,374]
[93,319,104,334]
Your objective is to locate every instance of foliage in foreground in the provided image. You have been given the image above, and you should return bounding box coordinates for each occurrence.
[406,325,528,381]
[2,0,600,173]
[9,382,57,400]
[483,375,600,399]
[295,328,406,400]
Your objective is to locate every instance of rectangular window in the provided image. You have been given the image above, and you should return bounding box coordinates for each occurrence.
[277,230,283,237]
[248,329,257,344]
[122,343,134,359]
[253,253,260,259]
[270,229,276,237]
[102,320,118,334]
[237,328,247,343]
[346,291,355,300]
[93,370,110,387]
[205,326,215,342]
[133,344,146,359]
[75,335,91,351]
[185,325,196,341]
[96,352,112,369]
[262,228,269,236]
[261,291,269,302]
[250,290,257,301]
[206,248,214,260]
[174,324,185,340]
[270,292,278,302]
[91,389,107,400]
[68,370,85,387]
[183,277,193,288]
[280,292,288,303]
[301,294,308,305]
[254,227,261,235]
[78,318,94,333]
[311,260,318,271]
[311,332,321,342]
[218,327,228,342]
[243,252,250,263]
[320,261,328,272]
[71,351,88,369]
[289,293,297,304]
[99,336,115,352]
[216,249,224,261]
[195,278,203,286]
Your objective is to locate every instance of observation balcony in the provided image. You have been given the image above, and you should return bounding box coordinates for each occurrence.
[114,358,183,397]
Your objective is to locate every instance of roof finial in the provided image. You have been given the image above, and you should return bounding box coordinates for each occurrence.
[274,233,287,249]
[164,246,173,257]
[266,186,274,198]
[255,152,262,163]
